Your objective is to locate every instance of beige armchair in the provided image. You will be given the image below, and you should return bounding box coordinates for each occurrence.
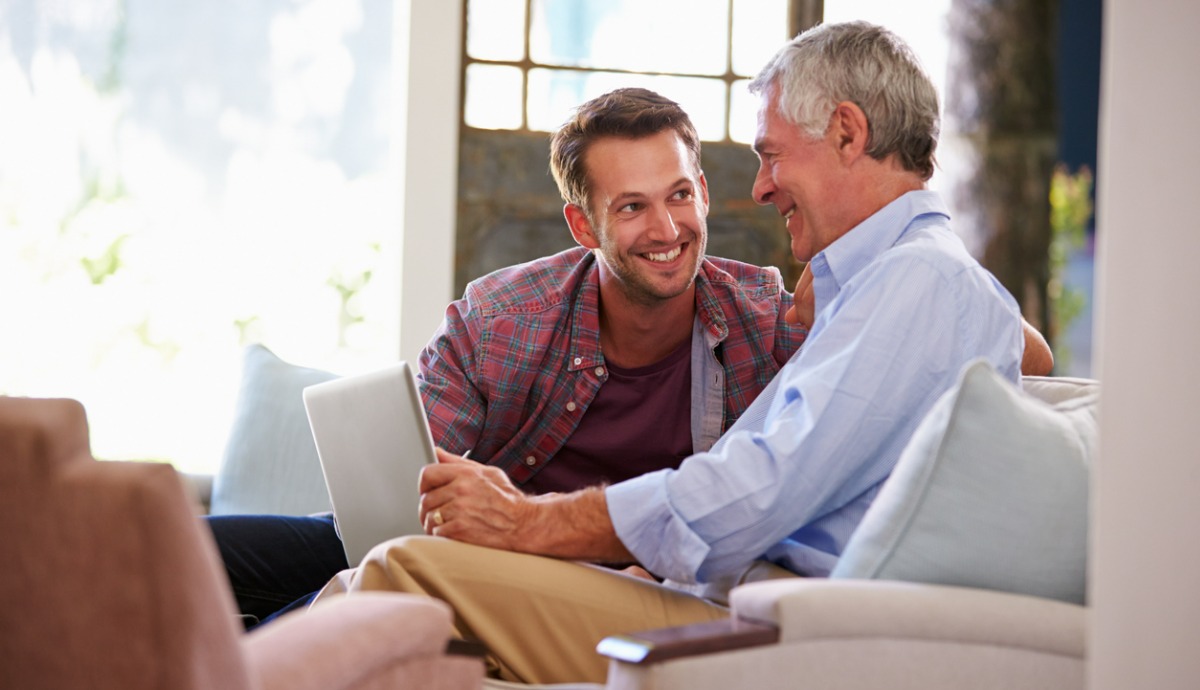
[0,396,483,690]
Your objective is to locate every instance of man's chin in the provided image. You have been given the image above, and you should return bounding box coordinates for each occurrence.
[622,275,696,306]
[792,244,813,263]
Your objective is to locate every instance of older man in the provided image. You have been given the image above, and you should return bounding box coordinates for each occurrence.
[315,21,1035,685]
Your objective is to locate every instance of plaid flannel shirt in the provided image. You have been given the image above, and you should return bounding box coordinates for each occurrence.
[416,247,806,487]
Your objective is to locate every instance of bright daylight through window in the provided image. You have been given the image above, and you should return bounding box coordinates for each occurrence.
[463,0,791,143]
[0,0,399,473]
[1,0,952,475]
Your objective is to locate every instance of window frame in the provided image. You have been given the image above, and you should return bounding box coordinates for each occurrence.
[458,0,822,142]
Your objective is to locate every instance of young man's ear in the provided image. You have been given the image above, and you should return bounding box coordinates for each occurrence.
[564,203,601,249]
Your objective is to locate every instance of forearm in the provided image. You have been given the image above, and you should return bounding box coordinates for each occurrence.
[423,456,636,563]
[520,487,634,563]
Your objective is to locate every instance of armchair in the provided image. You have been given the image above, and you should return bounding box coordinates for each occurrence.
[590,365,1096,690]
[597,579,1085,690]
[0,396,483,690]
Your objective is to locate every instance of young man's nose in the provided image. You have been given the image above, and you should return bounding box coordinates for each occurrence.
[645,204,681,242]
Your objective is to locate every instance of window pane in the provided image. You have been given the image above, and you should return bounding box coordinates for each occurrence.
[530,0,729,75]
[465,64,525,130]
[731,0,790,76]
[527,68,727,141]
[730,78,759,144]
[466,0,526,61]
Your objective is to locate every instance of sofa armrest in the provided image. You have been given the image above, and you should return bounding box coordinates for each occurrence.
[244,592,483,690]
[597,617,778,664]
[600,580,1086,690]
[732,578,1086,658]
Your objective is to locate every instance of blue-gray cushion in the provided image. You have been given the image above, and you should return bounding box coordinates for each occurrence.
[209,344,338,516]
[831,359,1098,605]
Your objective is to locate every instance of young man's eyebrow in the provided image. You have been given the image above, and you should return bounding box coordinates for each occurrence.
[609,191,646,206]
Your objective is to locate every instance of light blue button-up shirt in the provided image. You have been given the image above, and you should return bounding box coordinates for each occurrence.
[606,191,1024,583]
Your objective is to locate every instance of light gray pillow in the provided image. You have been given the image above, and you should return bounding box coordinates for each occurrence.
[831,359,1098,605]
[209,344,338,516]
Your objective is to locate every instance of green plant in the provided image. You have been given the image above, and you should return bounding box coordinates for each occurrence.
[1047,164,1093,371]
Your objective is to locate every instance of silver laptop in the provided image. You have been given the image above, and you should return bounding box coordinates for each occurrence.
[302,361,438,565]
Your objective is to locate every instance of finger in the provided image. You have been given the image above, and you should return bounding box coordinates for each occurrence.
[785,303,802,325]
[435,447,473,464]
[419,461,469,493]
[418,483,454,520]
[620,565,656,581]
[788,263,815,328]
[423,507,443,535]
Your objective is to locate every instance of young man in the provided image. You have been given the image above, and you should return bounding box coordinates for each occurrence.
[315,22,1037,685]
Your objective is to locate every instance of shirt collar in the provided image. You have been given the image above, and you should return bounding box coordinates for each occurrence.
[569,255,605,371]
[810,190,949,314]
[692,260,730,344]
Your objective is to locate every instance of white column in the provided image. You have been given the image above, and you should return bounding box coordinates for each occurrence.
[1091,1,1200,687]
[393,0,463,363]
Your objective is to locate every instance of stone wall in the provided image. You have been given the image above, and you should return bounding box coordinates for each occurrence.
[455,128,800,295]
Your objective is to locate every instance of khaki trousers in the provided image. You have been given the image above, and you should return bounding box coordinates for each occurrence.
[314,536,734,685]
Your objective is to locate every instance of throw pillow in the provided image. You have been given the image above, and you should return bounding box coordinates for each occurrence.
[830,358,1098,605]
[209,344,338,516]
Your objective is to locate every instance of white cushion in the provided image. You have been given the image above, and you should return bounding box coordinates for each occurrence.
[209,344,338,516]
[830,359,1098,604]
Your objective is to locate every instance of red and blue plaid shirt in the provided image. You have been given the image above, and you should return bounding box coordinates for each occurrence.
[417,247,806,487]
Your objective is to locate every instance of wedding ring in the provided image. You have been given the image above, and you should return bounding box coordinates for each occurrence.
[432,509,444,526]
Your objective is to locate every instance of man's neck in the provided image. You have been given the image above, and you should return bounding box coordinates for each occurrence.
[818,168,926,254]
[597,284,696,369]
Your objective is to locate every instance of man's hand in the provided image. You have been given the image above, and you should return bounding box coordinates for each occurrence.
[786,262,814,329]
[419,448,636,563]
[419,448,535,551]
[1020,319,1055,376]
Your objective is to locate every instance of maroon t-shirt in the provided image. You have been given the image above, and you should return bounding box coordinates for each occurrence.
[523,338,693,494]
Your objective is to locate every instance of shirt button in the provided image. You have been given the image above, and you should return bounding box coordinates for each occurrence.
[524,456,537,466]
[566,401,577,412]
[594,366,605,377]
[573,357,582,366]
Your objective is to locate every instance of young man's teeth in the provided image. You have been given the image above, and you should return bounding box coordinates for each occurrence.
[645,246,682,262]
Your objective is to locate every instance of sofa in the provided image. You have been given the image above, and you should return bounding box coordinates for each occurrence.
[200,345,1098,689]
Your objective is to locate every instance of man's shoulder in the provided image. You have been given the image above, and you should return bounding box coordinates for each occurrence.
[700,256,788,301]
[464,247,592,313]
[879,223,978,280]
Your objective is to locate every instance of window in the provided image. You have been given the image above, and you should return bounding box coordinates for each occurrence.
[0,0,399,473]
[462,0,793,143]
